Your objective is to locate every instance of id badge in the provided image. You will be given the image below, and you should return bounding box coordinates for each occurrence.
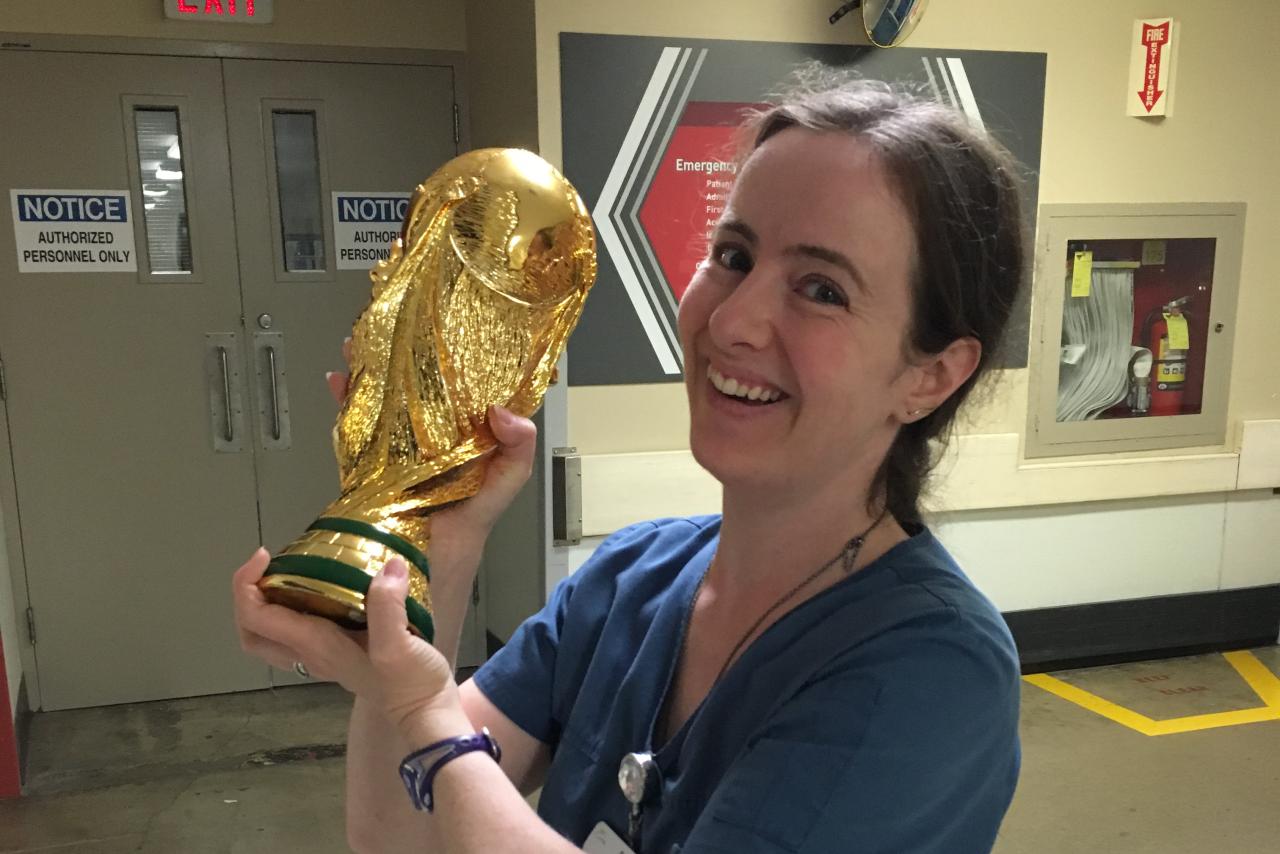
[583,821,636,854]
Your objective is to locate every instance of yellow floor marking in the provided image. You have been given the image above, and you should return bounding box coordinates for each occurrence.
[1023,673,1159,733]
[1142,706,1280,736]
[1024,651,1280,736]
[1224,650,1280,709]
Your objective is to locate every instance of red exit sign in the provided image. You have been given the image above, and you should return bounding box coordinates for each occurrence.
[163,0,274,23]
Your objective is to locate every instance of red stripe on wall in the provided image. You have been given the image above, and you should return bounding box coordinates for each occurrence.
[0,633,21,798]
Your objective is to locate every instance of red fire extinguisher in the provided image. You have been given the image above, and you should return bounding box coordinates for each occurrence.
[1143,296,1192,416]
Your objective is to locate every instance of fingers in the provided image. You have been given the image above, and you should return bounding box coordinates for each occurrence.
[325,370,349,404]
[233,550,356,663]
[232,547,272,590]
[231,546,379,695]
[488,404,537,451]
[325,337,353,404]
[238,628,302,672]
[238,598,374,694]
[486,405,537,484]
[365,558,411,658]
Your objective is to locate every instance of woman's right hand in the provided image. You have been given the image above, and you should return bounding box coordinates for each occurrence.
[325,338,539,560]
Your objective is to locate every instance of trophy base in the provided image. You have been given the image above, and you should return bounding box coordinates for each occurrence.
[258,574,371,631]
[260,518,435,642]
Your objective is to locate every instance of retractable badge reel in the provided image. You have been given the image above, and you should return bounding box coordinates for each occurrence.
[618,751,661,851]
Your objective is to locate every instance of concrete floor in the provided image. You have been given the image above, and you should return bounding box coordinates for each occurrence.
[1,648,1277,853]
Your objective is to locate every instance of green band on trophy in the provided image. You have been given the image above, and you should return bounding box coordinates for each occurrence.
[308,517,433,582]
[265,553,436,642]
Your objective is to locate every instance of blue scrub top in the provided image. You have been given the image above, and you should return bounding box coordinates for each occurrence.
[472,516,1021,853]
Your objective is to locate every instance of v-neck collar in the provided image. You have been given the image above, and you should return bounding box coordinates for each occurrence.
[644,525,930,770]
[643,537,716,761]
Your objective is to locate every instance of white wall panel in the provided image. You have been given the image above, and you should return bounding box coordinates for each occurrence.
[570,500,1242,616]
[566,494,1255,619]
[1220,490,1280,589]
[1237,419,1280,489]
[933,496,1227,611]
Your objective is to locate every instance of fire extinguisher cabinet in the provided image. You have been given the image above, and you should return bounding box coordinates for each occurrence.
[1027,203,1245,458]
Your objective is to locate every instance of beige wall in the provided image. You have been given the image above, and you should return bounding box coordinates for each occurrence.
[533,0,1280,467]
[465,0,539,151]
[0,0,466,50]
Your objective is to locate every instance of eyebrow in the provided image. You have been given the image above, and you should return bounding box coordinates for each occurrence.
[719,219,758,245]
[787,244,870,296]
[716,219,870,295]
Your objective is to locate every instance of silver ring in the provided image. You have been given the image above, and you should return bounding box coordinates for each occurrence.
[293,661,310,679]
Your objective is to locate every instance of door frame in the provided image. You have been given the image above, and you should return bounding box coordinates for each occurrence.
[0,31,472,712]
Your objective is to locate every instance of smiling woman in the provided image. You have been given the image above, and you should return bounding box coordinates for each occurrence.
[234,70,1030,854]
[709,70,1027,527]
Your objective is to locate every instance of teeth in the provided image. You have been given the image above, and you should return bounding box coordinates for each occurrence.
[707,365,781,403]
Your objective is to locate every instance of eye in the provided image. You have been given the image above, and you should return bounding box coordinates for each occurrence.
[798,276,848,308]
[711,242,753,274]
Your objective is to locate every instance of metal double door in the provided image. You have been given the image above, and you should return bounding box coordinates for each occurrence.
[0,48,460,709]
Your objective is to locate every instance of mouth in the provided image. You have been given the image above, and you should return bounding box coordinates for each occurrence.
[706,365,788,407]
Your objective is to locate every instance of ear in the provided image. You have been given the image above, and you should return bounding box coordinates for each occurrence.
[897,337,982,424]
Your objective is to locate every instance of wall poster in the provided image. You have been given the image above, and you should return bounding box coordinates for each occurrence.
[561,33,1047,385]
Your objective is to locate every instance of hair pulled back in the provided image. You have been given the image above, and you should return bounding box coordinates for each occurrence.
[740,69,1028,527]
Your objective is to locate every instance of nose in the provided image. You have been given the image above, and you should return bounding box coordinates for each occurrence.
[707,265,778,352]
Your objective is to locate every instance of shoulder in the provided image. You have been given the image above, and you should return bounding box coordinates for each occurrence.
[863,527,1017,678]
[569,514,720,595]
[589,514,721,560]
[797,529,1020,738]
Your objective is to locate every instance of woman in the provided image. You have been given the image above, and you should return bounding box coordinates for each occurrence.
[234,74,1026,853]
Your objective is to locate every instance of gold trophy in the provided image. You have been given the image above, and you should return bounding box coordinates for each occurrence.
[258,149,596,641]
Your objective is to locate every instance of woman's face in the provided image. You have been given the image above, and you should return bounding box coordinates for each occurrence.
[677,127,922,497]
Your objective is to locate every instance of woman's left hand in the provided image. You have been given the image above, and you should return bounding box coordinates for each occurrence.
[366,557,469,743]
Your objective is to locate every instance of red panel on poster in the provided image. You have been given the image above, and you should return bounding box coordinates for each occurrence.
[639,102,764,301]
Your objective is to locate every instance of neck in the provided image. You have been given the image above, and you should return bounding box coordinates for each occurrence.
[713,474,908,602]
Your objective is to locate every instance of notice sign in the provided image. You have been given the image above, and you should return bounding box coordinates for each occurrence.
[9,190,138,273]
[1128,18,1177,117]
[332,192,411,270]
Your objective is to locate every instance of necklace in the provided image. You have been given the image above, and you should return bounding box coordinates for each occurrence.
[709,508,889,685]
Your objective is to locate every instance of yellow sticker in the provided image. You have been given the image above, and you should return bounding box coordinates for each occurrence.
[1164,312,1190,351]
[1071,250,1093,298]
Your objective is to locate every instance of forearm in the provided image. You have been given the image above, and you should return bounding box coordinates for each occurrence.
[346,696,431,853]
[400,706,581,854]
[422,540,481,676]
[345,549,478,851]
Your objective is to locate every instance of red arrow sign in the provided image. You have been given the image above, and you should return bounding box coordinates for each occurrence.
[1138,22,1170,112]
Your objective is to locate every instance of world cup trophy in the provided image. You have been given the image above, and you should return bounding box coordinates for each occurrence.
[258,149,596,641]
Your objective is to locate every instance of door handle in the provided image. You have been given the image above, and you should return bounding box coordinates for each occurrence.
[206,333,244,453]
[253,332,291,450]
[218,346,234,442]
[266,346,281,441]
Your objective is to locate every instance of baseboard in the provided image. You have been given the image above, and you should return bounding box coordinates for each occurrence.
[479,589,1280,676]
[1006,584,1280,673]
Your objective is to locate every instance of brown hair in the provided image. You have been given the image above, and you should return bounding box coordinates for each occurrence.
[740,69,1028,527]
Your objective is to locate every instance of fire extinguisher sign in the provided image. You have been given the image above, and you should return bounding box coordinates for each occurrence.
[1127,18,1177,117]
